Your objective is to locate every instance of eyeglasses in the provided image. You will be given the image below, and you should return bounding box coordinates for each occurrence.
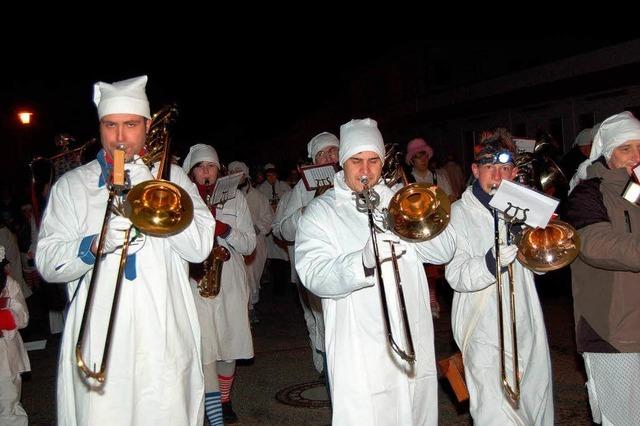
[316,147,339,160]
[475,149,514,165]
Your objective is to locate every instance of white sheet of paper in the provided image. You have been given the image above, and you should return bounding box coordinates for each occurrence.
[633,164,640,182]
[513,138,536,153]
[489,180,559,228]
[24,339,47,351]
[300,164,336,190]
[212,172,242,205]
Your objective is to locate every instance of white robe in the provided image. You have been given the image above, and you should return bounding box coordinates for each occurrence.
[444,186,553,425]
[36,158,215,426]
[258,180,290,260]
[241,185,272,307]
[411,168,454,198]
[0,227,30,299]
[0,276,30,377]
[295,170,456,426]
[191,190,255,363]
[275,179,324,354]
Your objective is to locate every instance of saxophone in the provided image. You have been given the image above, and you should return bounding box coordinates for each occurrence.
[192,180,231,298]
[198,243,230,298]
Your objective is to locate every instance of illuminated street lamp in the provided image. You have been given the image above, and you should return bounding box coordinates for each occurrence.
[18,111,34,125]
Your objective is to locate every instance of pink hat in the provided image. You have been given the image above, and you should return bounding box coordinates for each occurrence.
[405,138,433,165]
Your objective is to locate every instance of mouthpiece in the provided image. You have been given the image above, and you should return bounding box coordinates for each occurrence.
[360,176,369,186]
[204,179,210,185]
[489,184,498,196]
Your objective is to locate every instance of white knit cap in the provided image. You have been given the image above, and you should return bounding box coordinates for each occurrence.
[338,118,385,166]
[93,75,151,119]
[182,144,220,173]
[573,128,593,147]
[569,111,640,192]
[228,161,250,177]
[307,132,340,161]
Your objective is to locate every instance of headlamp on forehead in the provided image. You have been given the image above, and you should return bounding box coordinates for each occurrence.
[475,149,514,165]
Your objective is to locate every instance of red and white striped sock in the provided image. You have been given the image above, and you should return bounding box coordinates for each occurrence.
[218,374,235,403]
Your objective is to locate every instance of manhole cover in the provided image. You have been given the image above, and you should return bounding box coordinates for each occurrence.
[275,380,331,408]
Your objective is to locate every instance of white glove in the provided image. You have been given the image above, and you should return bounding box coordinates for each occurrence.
[125,162,154,185]
[99,216,134,254]
[362,234,407,269]
[492,244,518,267]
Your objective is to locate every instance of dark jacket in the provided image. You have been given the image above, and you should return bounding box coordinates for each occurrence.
[566,159,640,352]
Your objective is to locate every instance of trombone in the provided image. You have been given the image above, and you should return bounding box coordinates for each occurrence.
[357,176,415,363]
[75,106,194,383]
[493,206,521,406]
[493,202,580,407]
[355,145,451,364]
[75,146,131,383]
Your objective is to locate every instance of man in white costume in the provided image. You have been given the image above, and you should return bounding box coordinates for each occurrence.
[444,130,553,425]
[258,164,290,296]
[228,160,273,324]
[183,144,256,424]
[296,118,456,425]
[35,75,215,426]
[274,132,339,376]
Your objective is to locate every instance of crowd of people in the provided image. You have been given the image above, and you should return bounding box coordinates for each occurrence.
[1,73,638,426]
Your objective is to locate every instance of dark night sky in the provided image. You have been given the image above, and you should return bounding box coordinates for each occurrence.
[1,39,633,191]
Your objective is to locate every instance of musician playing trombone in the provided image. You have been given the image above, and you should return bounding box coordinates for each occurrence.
[35,76,216,426]
[296,118,456,425]
[444,129,553,425]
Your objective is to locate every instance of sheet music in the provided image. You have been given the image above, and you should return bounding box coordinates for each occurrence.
[211,172,243,205]
[513,138,536,153]
[300,164,336,191]
[489,180,559,228]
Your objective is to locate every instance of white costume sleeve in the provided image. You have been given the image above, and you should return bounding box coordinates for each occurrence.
[295,200,375,299]
[276,180,308,242]
[445,203,497,292]
[221,191,256,256]
[36,175,96,283]
[164,166,216,263]
[413,223,456,265]
[254,190,274,236]
[271,191,292,241]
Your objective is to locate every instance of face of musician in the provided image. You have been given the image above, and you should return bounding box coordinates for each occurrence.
[411,150,431,173]
[607,139,640,176]
[314,146,339,165]
[472,162,518,194]
[343,151,383,192]
[191,161,219,186]
[266,171,278,184]
[99,113,151,162]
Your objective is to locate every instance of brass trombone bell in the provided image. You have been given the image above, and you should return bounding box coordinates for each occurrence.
[124,180,194,237]
[516,220,580,272]
[387,183,451,242]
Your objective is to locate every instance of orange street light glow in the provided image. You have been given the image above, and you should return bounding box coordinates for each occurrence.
[18,112,33,125]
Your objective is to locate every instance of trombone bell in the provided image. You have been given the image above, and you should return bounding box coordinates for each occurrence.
[387,184,451,242]
[124,180,194,237]
[515,220,580,272]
